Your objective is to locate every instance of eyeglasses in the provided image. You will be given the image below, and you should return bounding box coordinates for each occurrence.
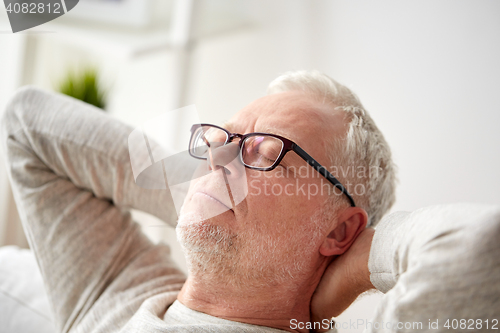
[188,123,356,207]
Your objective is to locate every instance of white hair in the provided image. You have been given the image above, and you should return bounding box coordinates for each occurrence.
[267,70,396,226]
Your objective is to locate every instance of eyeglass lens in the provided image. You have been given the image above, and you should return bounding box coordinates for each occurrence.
[190,125,284,169]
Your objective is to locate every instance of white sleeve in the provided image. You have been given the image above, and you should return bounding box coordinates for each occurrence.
[0,87,185,332]
[367,203,500,332]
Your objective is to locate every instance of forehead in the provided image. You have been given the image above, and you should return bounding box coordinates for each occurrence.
[226,91,347,162]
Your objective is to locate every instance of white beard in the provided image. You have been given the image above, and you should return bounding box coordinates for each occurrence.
[176,207,332,289]
[176,211,239,278]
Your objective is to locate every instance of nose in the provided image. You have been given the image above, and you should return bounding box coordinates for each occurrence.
[207,142,245,178]
[204,141,249,209]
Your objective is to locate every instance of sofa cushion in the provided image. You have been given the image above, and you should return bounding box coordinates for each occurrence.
[0,246,55,333]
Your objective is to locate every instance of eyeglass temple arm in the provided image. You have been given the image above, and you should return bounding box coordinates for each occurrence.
[292,144,356,207]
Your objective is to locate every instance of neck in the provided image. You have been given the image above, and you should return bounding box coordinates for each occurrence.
[177,259,329,332]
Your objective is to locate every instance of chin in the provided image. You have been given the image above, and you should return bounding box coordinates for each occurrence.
[176,211,240,276]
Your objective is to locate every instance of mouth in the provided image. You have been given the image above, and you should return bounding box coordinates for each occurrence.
[194,191,234,213]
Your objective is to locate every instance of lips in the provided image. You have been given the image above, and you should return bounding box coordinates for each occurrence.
[194,191,234,212]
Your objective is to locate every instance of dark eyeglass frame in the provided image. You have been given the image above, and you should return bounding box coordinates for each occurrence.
[189,123,356,207]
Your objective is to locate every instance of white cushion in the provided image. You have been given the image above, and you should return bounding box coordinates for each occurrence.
[0,246,55,333]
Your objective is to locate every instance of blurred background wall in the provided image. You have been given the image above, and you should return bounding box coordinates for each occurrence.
[1,1,499,332]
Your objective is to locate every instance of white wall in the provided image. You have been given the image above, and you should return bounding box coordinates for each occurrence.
[0,14,27,247]
[309,0,500,213]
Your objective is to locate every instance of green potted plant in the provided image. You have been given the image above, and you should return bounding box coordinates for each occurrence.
[57,68,107,110]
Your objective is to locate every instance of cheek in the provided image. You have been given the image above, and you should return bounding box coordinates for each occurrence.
[245,175,317,223]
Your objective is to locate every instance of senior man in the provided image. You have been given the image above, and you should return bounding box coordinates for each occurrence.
[1,71,499,333]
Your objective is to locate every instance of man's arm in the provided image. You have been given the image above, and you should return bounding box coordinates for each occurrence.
[0,87,185,332]
[312,203,500,332]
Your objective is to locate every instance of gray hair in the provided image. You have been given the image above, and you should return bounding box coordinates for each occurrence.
[267,70,396,226]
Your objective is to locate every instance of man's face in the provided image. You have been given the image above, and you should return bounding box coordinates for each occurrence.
[177,91,348,284]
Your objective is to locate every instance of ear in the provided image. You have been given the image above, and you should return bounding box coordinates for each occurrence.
[319,207,368,257]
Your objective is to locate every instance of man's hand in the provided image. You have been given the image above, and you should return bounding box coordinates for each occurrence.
[311,228,376,330]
